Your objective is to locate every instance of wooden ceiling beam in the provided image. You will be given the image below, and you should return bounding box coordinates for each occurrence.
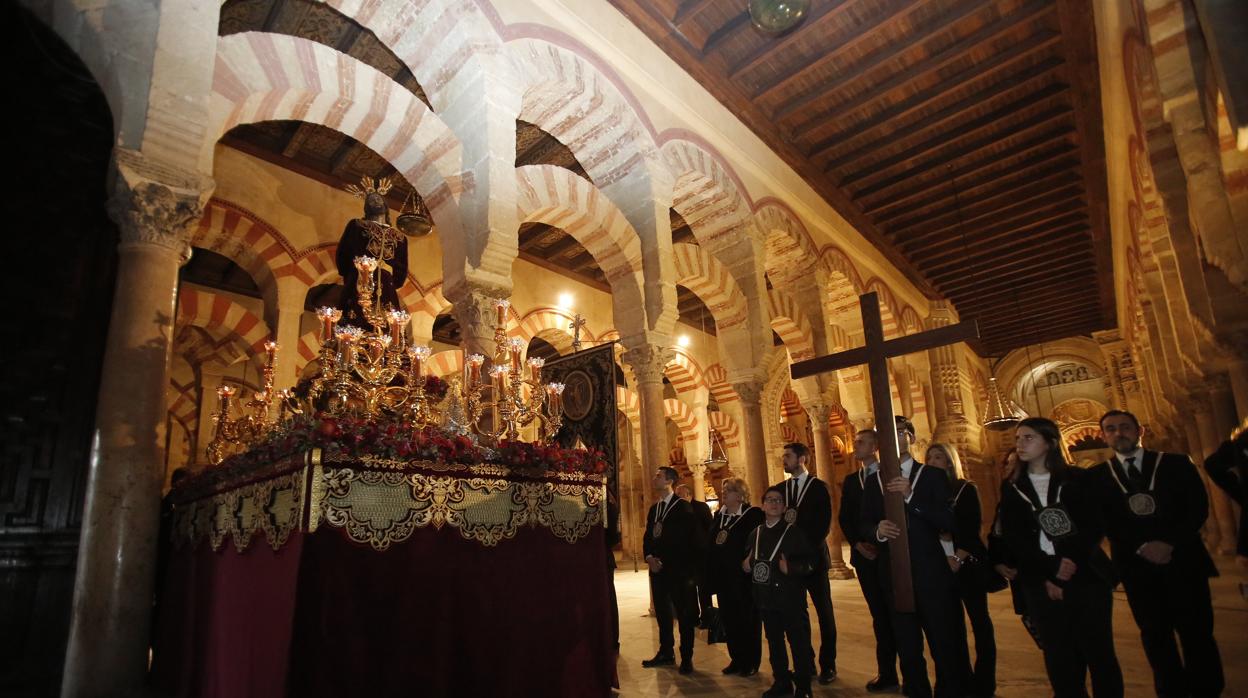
[817,60,1063,169]
[533,231,589,260]
[878,161,1080,228]
[925,230,1091,281]
[897,188,1085,250]
[672,0,717,27]
[863,142,1078,216]
[803,42,1065,158]
[981,324,1105,355]
[848,106,1074,196]
[699,10,751,55]
[980,306,1105,338]
[902,202,1087,259]
[956,284,1100,316]
[943,264,1092,300]
[912,216,1088,269]
[727,0,856,79]
[854,127,1075,206]
[838,83,1071,184]
[773,0,1054,122]
[889,182,1085,242]
[750,0,926,101]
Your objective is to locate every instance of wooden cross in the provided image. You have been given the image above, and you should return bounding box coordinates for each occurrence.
[791,292,977,612]
[569,313,587,353]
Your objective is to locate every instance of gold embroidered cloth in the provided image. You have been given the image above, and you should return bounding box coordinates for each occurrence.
[171,450,606,552]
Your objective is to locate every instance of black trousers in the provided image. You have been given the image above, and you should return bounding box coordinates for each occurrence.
[1122,568,1224,698]
[1023,581,1123,698]
[955,571,997,697]
[803,568,837,673]
[695,569,714,620]
[887,581,966,698]
[650,570,697,660]
[855,554,899,681]
[718,574,761,670]
[760,594,815,689]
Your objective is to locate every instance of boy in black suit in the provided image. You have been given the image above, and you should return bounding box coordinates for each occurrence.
[1089,410,1223,697]
[775,441,838,684]
[642,467,702,674]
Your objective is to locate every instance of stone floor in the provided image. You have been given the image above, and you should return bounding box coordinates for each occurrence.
[613,551,1248,697]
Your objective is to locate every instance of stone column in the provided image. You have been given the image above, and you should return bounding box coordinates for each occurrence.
[731,380,771,499]
[688,462,707,502]
[1192,398,1237,554]
[271,297,305,391]
[807,403,854,579]
[1227,360,1248,421]
[63,150,212,698]
[445,281,511,361]
[623,344,673,510]
[195,369,226,467]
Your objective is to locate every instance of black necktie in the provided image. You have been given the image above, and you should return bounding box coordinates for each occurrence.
[1126,456,1145,489]
[789,479,797,503]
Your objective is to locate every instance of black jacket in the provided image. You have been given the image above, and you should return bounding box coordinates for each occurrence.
[950,479,989,562]
[858,461,956,591]
[838,467,875,568]
[643,495,701,577]
[1088,450,1217,579]
[774,473,834,570]
[706,505,765,594]
[746,521,816,609]
[998,468,1116,589]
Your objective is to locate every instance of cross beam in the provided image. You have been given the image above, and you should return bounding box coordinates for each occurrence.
[791,292,977,612]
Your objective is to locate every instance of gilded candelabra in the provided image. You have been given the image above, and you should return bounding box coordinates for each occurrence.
[206,340,280,465]
[456,299,565,443]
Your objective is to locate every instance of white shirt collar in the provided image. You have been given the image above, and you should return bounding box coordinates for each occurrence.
[791,469,808,486]
[660,492,674,507]
[1116,447,1145,468]
[863,460,880,475]
[899,456,915,477]
[765,519,781,528]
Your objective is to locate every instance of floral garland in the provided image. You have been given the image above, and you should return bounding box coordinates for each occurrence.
[216,412,608,475]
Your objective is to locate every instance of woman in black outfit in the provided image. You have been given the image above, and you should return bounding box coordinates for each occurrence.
[1000,417,1123,698]
[927,442,997,698]
[706,476,765,676]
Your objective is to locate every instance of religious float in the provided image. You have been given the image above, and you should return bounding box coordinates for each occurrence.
[152,181,616,697]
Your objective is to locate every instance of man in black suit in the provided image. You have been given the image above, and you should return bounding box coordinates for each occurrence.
[774,441,838,684]
[677,483,715,626]
[642,466,701,674]
[1089,409,1224,698]
[838,428,900,693]
[860,416,964,698]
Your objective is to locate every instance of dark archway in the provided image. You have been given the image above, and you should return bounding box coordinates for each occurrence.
[0,4,117,695]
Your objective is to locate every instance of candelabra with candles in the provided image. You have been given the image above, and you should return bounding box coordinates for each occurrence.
[457,299,565,443]
[206,340,280,465]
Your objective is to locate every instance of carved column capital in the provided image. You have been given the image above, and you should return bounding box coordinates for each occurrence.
[622,344,673,385]
[445,280,511,354]
[805,403,831,432]
[108,148,214,256]
[688,462,707,478]
[730,380,765,406]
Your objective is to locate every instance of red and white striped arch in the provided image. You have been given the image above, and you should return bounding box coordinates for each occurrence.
[664,349,707,395]
[509,38,662,194]
[826,325,852,352]
[780,388,804,420]
[426,349,463,379]
[663,139,758,248]
[705,363,737,404]
[210,33,463,231]
[511,306,590,355]
[757,201,819,281]
[708,411,740,449]
[672,243,750,331]
[295,328,320,376]
[616,386,640,425]
[767,287,817,360]
[864,278,903,339]
[779,424,801,445]
[193,199,294,313]
[282,244,338,290]
[176,288,272,365]
[663,398,699,442]
[515,165,647,337]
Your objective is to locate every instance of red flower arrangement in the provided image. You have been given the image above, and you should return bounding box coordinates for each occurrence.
[216,413,607,476]
[422,374,449,401]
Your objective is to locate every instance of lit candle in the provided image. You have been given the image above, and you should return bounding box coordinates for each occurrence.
[494,298,510,327]
[387,309,410,347]
[509,337,524,374]
[491,363,510,396]
[467,353,485,387]
[316,307,342,342]
[409,345,431,378]
[353,255,378,274]
[528,356,544,382]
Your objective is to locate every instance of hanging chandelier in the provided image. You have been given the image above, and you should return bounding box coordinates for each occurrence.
[748,0,811,34]
[982,375,1026,432]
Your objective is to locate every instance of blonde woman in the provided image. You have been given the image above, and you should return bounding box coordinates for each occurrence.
[707,477,764,676]
[926,442,996,698]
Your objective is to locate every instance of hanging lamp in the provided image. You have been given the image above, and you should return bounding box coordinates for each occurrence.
[982,375,1026,432]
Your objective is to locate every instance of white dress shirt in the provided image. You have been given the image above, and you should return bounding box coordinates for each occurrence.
[1029,472,1056,556]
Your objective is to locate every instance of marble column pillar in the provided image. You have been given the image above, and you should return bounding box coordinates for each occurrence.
[445,281,511,362]
[1227,360,1248,422]
[63,152,212,698]
[732,380,771,499]
[807,403,854,579]
[195,370,226,467]
[688,462,707,502]
[1193,399,1237,554]
[271,300,304,391]
[624,344,673,511]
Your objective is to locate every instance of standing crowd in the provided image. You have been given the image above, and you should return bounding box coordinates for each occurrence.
[636,409,1241,697]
